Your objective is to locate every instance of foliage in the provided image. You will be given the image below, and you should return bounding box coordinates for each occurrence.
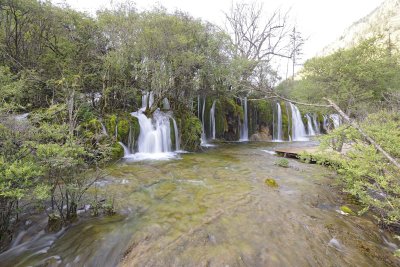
[303,111,400,225]
[282,38,400,118]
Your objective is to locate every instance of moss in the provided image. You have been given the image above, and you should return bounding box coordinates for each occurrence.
[177,113,202,151]
[275,158,289,168]
[105,114,118,138]
[281,101,290,140]
[111,142,124,159]
[265,178,279,188]
[340,205,354,215]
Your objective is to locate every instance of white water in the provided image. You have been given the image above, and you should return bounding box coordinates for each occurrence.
[209,100,216,140]
[273,103,283,141]
[330,114,341,129]
[289,103,308,141]
[117,92,180,160]
[323,115,329,131]
[312,114,320,135]
[171,117,180,151]
[163,98,170,110]
[200,97,208,145]
[239,97,248,141]
[306,114,316,136]
[100,122,108,136]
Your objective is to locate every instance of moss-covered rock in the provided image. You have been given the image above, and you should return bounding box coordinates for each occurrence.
[47,214,63,232]
[340,205,354,215]
[177,112,202,151]
[265,178,279,188]
[111,142,124,159]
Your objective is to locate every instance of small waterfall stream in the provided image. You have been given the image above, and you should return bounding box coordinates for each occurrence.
[239,97,249,141]
[289,102,308,141]
[273,103,283,141]
[200,97,207,145]
[306,114,316,136]
[209,100,216,140]
[312,114,320,135]
[330,114,341,129]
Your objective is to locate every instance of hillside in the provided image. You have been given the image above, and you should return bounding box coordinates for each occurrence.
[322,0,400,55]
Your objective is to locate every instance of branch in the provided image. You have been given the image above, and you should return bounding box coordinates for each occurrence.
[323,97,400,170]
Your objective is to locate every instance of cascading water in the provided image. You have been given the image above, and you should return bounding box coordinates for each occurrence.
[323,115,329,131]
[289,102,308,141]
[118,91,180,160]
[273,102,283,141]
[209,100,216,140]
[330,114,341,129]
[239,97,248,141]
[101,122,108,136]
[200,97,208,145]
[171,117,180,151]
[306,114,316,136]
[312,114,320,135]
[163,98,170,110]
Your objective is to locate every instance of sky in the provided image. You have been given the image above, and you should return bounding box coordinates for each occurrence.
[53,0,384,71]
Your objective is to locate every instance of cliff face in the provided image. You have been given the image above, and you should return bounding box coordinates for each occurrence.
[321,0,400,55]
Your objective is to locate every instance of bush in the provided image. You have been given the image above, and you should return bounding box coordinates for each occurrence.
[275,158,289,168]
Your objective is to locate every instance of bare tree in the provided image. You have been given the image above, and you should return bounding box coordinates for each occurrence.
[224,1,302,91]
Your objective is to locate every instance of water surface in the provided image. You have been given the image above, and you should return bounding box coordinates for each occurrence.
[1,142,399,267]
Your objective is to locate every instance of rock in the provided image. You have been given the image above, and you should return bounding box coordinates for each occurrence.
[250,126,272,141]
[340,205,354,215]
[46,214,63,232]
[265,178,279,188]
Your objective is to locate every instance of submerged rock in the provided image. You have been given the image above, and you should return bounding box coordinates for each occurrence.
[328,238,344,251]
[340,205,354,215]
[265,178,279,188]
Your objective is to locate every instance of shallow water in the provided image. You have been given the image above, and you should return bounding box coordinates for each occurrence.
[1,142,399,267]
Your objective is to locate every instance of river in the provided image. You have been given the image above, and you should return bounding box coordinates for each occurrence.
[1,142,399,266]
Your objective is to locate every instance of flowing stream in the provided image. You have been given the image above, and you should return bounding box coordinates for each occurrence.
[1,142,399,267]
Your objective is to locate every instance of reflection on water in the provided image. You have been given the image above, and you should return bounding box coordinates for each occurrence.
[1,142,399,267]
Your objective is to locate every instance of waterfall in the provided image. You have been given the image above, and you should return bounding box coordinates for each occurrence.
[118,142,131,156]
[273,103,283,141]
[289,102,308,141]
[148,91,154,109]
[142,92,149,109]
[127,125,135,153]
[115,124,118,139]
[209,100,216,140]
[306,114,316,136]
[200,97,207,145]
[132,109,173,154]
[118,91,180,160]
[239,97,248,141]
[330,114,341,129]
[312,114,320,135]
[163,98,170,110]
[100,122,108,136]
[171,117,180,151]
[323,115,329,131]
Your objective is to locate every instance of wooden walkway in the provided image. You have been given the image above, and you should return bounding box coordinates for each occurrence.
[274,147,319,158]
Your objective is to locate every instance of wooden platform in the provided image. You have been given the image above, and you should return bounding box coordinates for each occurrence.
[274,147,319,158]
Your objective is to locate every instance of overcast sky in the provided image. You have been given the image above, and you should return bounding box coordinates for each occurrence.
[53,0,384,70]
